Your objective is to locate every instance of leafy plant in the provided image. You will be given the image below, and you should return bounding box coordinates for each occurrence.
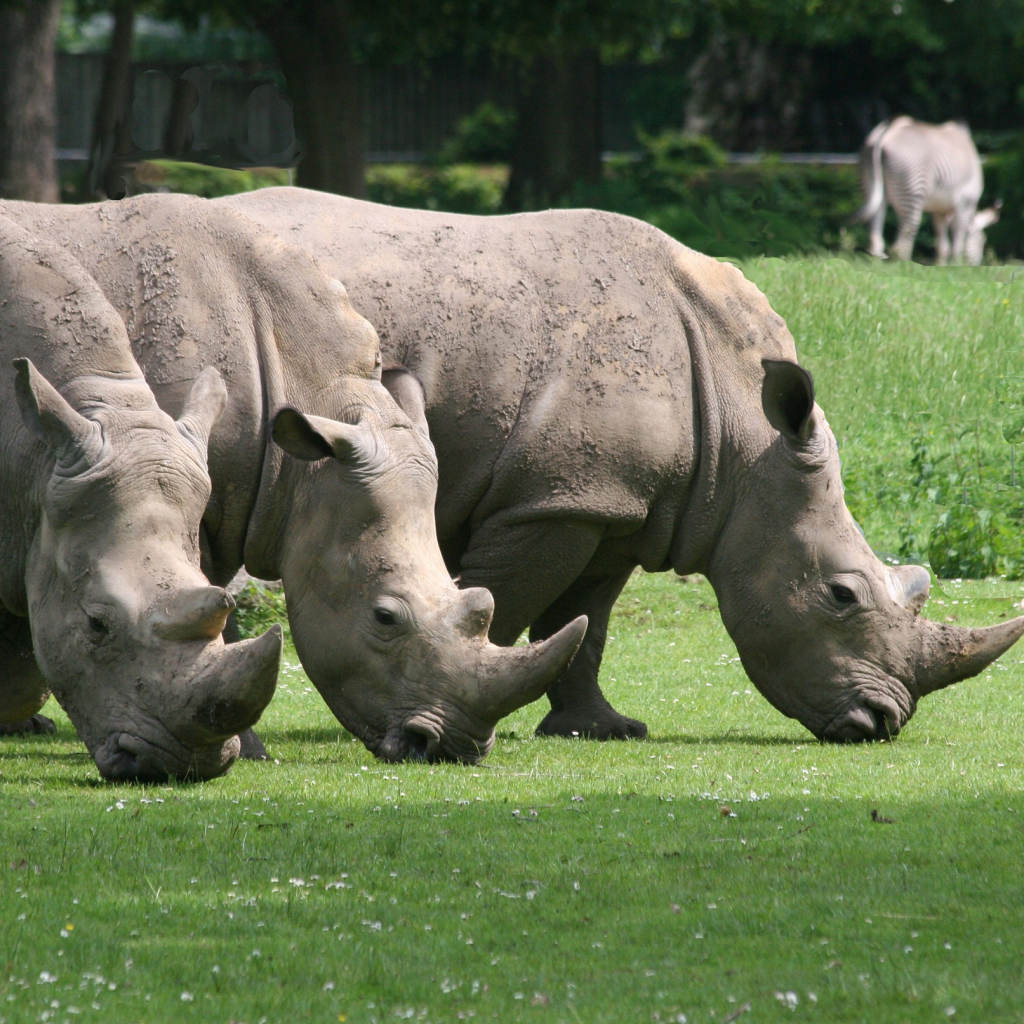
[438,102,517,164]
[367,163,505,214]
[233,579,291,644]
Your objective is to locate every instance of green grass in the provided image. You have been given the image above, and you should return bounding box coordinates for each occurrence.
[744,258,1024,564]
[4,258,1024,1023]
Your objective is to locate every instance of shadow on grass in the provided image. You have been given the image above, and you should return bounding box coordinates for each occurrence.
[502,731,814,747]
[259,726,354,745]
[643,732,817,746]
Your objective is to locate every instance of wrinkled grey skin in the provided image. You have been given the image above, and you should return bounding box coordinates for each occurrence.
[221,188,1024,743]
[0,194,584,763]
[0,214,281,781]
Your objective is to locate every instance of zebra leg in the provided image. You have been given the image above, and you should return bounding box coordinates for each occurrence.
[933,212,952,266]
[892,203,924,261]
[950,207,973,264]
[868,202,887,258]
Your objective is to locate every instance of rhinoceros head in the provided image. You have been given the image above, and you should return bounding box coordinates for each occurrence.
[709,359,1024,741]
[18,361,281,780]
[271,377,585,763]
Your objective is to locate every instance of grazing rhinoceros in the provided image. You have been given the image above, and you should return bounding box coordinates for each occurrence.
[0,214,282,780]
[219,188,1024,743]
[0,194,585,763]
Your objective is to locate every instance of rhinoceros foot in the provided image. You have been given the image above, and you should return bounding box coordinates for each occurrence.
[0,714,56,736]
[535,704,648,741]
[237,728,269,760]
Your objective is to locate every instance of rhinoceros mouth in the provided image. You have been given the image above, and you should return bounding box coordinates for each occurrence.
[820,695,905,743]
[94,728,241,782]
[370,710,494,765]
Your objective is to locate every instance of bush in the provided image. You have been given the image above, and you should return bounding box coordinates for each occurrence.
[233,580,291,644]
[566,134,863,258]
[366,163,505,214]
[133,160,290,198]
[438,102,516,164]
[928,505,1021,579]
[980,143,1024,260]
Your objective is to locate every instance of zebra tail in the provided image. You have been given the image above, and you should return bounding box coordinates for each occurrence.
[850,121,888,224]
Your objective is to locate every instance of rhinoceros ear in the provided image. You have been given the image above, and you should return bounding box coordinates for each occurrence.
[176,367,227,459]
[13,357,103,470]
[761,359,815,443]
[381,365,431,440]
[271,406,365,463]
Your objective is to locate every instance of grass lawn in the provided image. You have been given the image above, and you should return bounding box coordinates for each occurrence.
[3,258,1024,1024]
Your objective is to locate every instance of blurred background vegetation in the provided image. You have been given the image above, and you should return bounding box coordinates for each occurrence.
[6,0,1024,260]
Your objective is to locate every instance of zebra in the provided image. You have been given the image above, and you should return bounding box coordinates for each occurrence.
[853,117,998,265]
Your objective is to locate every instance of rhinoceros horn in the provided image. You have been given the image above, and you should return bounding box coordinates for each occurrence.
[472,615,588,722]
[152,586,236,641]
[184,625,283,739]
[914,614,1024,696]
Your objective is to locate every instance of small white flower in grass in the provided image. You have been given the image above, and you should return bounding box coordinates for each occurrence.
[944,941,952,949]
[38,972,57,984]
[513,993,524,1000]
[323,982,334,991]
[807,992,817,1003]
[180,992,194,1002]
[674,1016,687,1023]
[774,991,798,1010]
[945,1008,956,1017]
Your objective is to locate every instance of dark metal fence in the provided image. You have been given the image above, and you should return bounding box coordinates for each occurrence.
[55,53,668,165]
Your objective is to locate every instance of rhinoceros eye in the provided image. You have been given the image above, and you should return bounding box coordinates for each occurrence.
[374,607,397,626]
[85,613,111,643]
[831,584,857,606]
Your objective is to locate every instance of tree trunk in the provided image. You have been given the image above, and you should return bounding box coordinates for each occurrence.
[87,0,135,199]
[505,48,602,212]
[256,0,365,197]
[0,0,62,202]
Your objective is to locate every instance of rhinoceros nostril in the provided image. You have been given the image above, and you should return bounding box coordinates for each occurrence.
[824,706,878,743]
[406,729,430,762]
[869,706,890,739]
[404,717,441,762]
[95,735,140,781]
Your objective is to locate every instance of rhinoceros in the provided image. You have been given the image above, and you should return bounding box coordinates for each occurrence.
[218,188,1024,743]
[0,214,282,780]
[0,194,585,763]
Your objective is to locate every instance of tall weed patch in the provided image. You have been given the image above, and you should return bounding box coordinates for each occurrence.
[745,258,1024,577]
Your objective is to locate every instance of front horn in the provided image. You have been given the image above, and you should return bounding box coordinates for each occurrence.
[915,615,1024,697]
[183,626,283,740]
[473,616,588,723]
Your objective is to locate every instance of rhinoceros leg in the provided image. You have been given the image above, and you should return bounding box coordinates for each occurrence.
[0,608,55,736]
[458,517,646,739]
[529,569,648,741]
